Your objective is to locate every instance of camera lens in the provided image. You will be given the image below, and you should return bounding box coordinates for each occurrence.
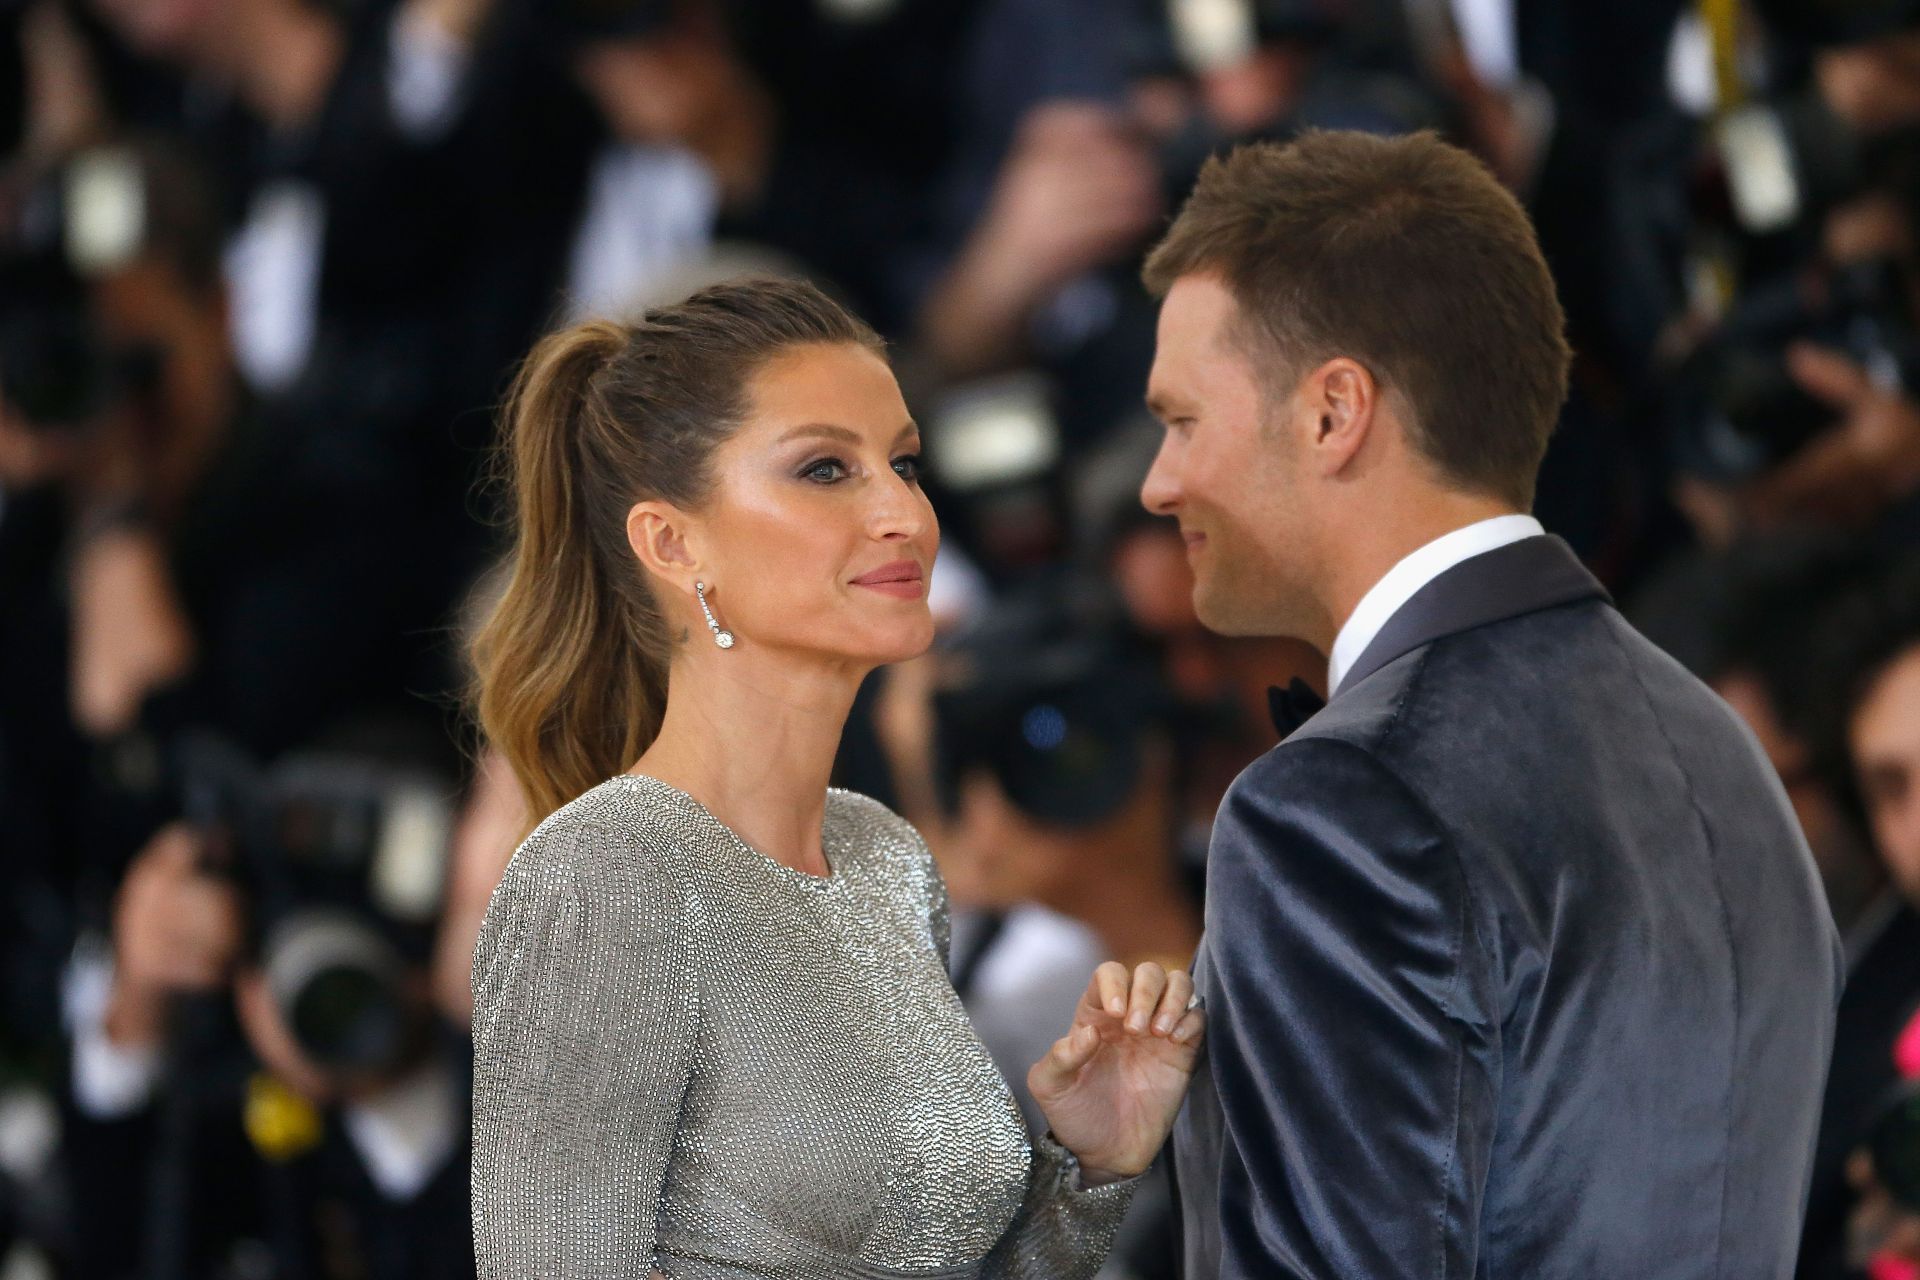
[991,688,1143,827]
[263,911,413,1075]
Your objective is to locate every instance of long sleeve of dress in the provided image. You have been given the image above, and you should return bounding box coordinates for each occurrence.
[469,817,700,1278]
[908,823,1139,1280]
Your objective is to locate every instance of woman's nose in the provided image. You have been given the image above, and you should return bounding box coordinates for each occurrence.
[869,477,930,541]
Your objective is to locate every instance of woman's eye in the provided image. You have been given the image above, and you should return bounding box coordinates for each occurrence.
[802,458,847,483]
[892,454,922,482]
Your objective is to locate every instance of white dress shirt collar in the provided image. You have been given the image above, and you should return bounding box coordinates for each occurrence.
[1326,514,1546,695]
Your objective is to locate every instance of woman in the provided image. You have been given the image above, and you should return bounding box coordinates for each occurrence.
[466,278,1204,1278]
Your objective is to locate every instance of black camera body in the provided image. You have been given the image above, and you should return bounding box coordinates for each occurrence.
[1672,257,1920,480]
[932,580,1176,829]
[0,231,120,435]
[0,155,164,435]
[174,734,452,1083]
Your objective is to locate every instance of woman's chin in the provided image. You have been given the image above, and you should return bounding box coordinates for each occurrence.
[859,615,936,665]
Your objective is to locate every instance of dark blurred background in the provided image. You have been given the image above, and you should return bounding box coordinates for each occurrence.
[9,0,1920,1276]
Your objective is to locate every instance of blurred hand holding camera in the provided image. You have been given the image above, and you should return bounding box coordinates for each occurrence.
[922,101,1163,377]
[104,824,242,1050]
[232,964,335,1105]
[1749,343,1920,526]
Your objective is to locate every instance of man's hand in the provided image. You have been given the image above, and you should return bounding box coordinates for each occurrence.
[1749,343,1920,526]
[1680,343,1920,543]
[105,824,244,1048]
[1848,1149,1920,1272]
[921,102,1163,376]
[68,525,196,737]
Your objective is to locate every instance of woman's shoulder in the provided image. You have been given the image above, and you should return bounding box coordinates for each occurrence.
[825,788,942,893]
[825,787,930,855]
[503,776,700,901]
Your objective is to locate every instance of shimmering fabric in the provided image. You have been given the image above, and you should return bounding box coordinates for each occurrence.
[471,773,1134,1278]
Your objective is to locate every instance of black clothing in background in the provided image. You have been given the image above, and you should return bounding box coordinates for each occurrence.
[725,0,984,336]
[162,0,597,641]
[0,487,88,1062]
[59,1024,475,1280]
[1799,902,1920,1280]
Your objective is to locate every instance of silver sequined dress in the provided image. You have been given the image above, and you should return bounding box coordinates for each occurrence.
[470,773,1136,1278]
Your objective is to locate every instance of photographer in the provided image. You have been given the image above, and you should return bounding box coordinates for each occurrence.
[63,730,472,1280]
[0,144,440,764]
[0,138,476,1278]
[914,0,1452,461]
[1795,556,1920,1277]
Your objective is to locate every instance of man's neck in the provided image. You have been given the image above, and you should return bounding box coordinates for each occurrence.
[1314,492,1525,658]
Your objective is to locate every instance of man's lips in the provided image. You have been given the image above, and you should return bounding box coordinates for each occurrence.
[1182,530,1207,550]
[851,560,926,596]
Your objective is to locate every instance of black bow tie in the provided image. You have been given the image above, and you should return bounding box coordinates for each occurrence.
[1267,677,1327,736]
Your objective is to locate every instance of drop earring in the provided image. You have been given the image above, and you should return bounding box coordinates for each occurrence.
[695,581,734,649]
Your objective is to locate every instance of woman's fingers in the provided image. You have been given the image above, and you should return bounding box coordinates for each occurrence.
[1170,1007,1206,1046]
[1031,1023,1101,1094]
[1152,969,1193,1035]
[1091,960,1129,1018]
[1085,961,1200,1036]
[1124,962,1169,1033]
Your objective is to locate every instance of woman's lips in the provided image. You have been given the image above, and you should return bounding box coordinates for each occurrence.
[851,561,925,598]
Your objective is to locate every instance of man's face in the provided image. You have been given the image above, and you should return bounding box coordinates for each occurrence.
[1853,644,1920,902]
[1141,274,1310,638]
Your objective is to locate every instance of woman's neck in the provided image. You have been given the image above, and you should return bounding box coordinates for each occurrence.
[630,648,866,877]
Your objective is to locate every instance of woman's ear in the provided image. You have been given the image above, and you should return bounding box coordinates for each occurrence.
[626,499,701,591]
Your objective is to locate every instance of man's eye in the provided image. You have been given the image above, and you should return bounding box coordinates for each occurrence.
[802,458,847,483]
[892,454,922,482]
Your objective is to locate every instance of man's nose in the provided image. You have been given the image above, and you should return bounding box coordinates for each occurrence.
[1140,435,1182,515]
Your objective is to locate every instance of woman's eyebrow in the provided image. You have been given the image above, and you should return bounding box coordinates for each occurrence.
[776,422,920,445]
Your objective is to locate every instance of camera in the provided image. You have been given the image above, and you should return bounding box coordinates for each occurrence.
[1671,256,1920,479]
[174,732,453,1082]
[932,578,1176,828]
[0,150,164,434]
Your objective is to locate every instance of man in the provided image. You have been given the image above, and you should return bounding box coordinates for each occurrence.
[1800,558,1920,1277]
[1139,129,1842,1278]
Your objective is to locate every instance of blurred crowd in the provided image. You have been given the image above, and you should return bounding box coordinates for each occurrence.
[7,0,1920,1277]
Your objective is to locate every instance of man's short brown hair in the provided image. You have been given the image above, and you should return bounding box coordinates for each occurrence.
[1143,129,1571,508]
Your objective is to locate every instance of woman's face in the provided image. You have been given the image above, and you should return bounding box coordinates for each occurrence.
[690,342,938,668]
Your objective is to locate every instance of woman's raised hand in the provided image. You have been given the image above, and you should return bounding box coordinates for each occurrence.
[1027,960,1205,1182]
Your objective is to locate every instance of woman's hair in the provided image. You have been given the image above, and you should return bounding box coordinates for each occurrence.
[468,277,884,829]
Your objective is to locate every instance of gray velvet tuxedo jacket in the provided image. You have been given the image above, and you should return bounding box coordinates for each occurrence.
[1172,535,1844,1279]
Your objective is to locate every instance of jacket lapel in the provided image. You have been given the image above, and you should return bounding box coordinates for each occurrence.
[1338,535,1612,696]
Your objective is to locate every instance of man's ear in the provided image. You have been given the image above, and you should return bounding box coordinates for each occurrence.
[1301,356,1380,476]
[626,499,702,592]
